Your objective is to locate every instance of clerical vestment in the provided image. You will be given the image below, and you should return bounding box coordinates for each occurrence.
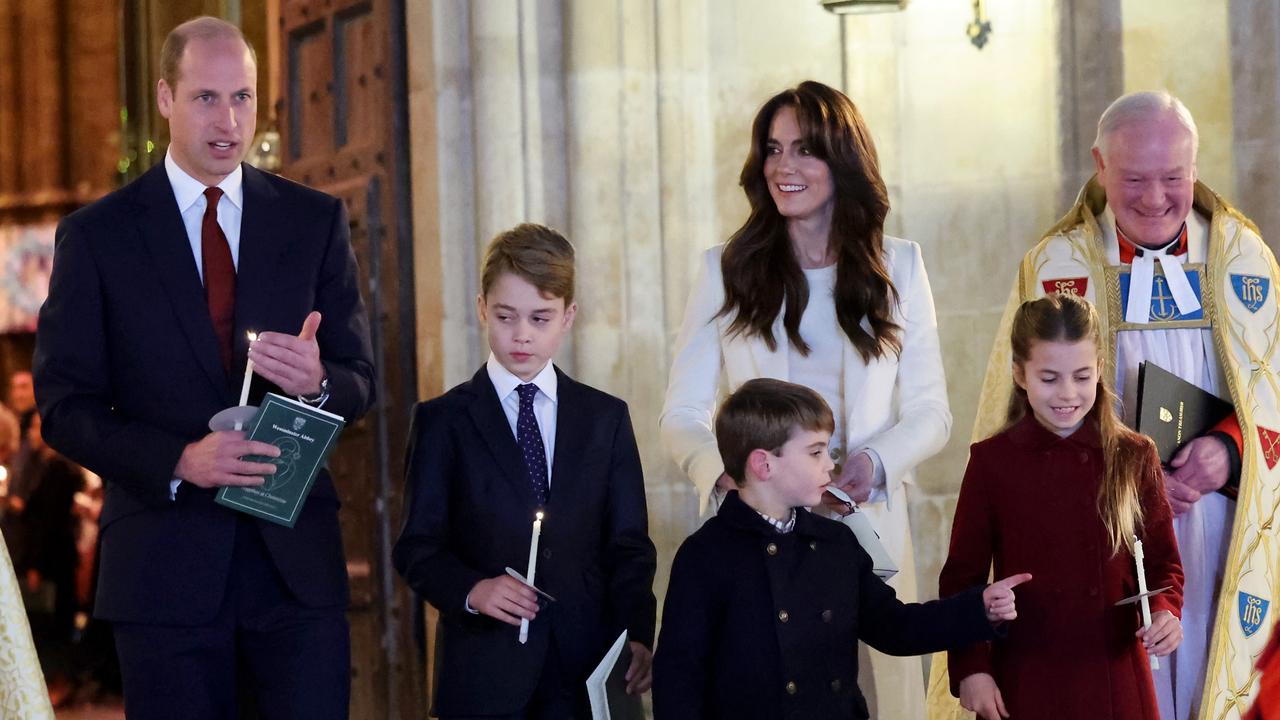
[927,178,1280,720]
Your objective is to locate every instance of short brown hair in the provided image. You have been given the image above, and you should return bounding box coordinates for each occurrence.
[159,16,256,90]
[715,378,835,486]
[481,224,576,304]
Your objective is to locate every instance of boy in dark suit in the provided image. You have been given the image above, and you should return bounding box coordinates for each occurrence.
[652,378,1031,720]
[393,223,657,719]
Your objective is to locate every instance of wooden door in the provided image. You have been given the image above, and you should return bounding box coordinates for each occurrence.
[278,1,421,717]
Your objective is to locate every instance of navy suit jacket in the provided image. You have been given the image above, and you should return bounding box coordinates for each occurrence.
[33,162,375,625]
[393,365,657,717]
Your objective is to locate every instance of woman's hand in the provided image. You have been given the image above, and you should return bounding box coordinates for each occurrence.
[959,673,1008,720]
[830,451,875,503]
[1137,610,1182,657]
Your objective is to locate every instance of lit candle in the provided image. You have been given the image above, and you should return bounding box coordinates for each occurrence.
[1134,536,1159,670]
[239,332,258,408]
[519,511,543,645]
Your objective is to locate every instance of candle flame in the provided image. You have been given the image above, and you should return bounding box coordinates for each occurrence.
[535,511,544,521]
[247,331,258,342]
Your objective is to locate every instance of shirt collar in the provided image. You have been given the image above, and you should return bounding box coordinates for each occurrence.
[485,353,558,404]
[1113,217,1189,264]
[756,508,797,534]
[164,151,244,214]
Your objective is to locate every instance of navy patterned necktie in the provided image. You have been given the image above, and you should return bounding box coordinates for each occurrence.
[516,384,549,506]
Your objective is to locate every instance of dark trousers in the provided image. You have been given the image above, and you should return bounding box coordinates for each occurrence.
[439,634,589,720]
[113,516,350,720]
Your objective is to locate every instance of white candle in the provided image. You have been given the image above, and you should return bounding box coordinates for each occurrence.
[1134,536,1159,670]
[519,511,543,645]
[238,332,258,408]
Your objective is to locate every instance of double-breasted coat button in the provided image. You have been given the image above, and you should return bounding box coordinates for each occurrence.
[766,543,778,556]
[809,540,818,550]
[778,610,790,623]
[831,679,842,692]
[821,609,833,623]
[785,681,798,695]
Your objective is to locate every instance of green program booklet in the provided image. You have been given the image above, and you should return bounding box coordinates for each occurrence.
[215,392,345,527]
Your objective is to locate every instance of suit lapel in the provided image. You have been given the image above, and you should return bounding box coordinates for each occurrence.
[548,369,586,509]
[746,306,790,380]
[233,166,290,377]
[134,165,232,403]
[466,368,537,503]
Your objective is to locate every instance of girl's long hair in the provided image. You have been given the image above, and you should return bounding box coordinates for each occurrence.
[717,80,901,362]
[1006,293,1148,555]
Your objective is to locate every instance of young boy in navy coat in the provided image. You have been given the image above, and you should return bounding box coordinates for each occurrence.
[652,379,1031,720]
[393,224,657,719]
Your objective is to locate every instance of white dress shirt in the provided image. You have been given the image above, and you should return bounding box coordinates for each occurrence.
[486,354,558,488]
[165,153,244,500]
[164,151,244,277]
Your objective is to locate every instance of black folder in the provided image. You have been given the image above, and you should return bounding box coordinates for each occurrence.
[1135,361,1234,465]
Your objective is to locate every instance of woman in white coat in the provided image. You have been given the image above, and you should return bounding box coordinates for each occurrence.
[660,80,951,718]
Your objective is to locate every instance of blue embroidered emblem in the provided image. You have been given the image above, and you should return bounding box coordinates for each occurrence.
[1231,274,1270,313]
[1239,592,1270,638]
[1119,270,1204,322]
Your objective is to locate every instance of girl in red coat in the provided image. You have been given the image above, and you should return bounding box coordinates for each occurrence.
[941,293,1184,720]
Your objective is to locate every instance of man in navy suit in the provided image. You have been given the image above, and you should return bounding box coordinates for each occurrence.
[32,16,374,719]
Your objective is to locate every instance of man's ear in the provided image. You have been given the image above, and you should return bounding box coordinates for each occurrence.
[1091,146,1106,177]
[157,79,173,119]
[746,448,772,481]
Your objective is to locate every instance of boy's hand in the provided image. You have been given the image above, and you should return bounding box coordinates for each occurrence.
[624,641,652,695]
[982,573,1032,623]
[1137,610,1182,657]
[467,576,539,626]
[959,673,1008,720]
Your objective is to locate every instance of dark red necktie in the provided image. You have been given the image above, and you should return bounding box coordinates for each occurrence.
[201,187,236,373]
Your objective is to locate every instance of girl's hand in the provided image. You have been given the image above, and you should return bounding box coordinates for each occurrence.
[982,573,1033,623]
[1137,610,1182,657]
[959,673,1009,720]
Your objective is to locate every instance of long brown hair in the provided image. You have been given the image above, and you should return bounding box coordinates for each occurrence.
[717,81,901,362]
[1007,294,1150,555]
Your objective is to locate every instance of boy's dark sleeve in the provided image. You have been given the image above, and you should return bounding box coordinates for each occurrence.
[652,539,717,719]
[392,401,486,615]
[603,402,658,647]
[856,549,992,659]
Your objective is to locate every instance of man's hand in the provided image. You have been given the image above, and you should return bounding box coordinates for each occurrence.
[982,573,1033,623]
[624,641,653,695]
[830,451,875,504]
[250,311,326,397]
[174,431,280,489]
[1137,610,1182,657]
[1165,436,1229,515]
[959,673,1008,720]
[467,575,539,627]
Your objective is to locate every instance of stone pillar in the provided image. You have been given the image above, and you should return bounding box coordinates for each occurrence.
[1228,0,1280,248]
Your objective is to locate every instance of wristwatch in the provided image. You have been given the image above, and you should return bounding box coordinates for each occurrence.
[298,374,330,407]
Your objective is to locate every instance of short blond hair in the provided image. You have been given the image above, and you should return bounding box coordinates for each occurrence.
[481,224,576,305]
[159,16,256,89]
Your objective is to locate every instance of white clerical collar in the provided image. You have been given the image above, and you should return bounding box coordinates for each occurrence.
[486,354,559,404]
[1098,206,1202,323]
[164,152,244,214]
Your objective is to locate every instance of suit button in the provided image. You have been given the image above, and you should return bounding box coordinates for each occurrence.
[809,540,818,550]
[822,609,833,623]
[831,679,842,692]
[785,681,798,695]
[767,543,778,556]
[541,548,552,560]
[778,610,790,623]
